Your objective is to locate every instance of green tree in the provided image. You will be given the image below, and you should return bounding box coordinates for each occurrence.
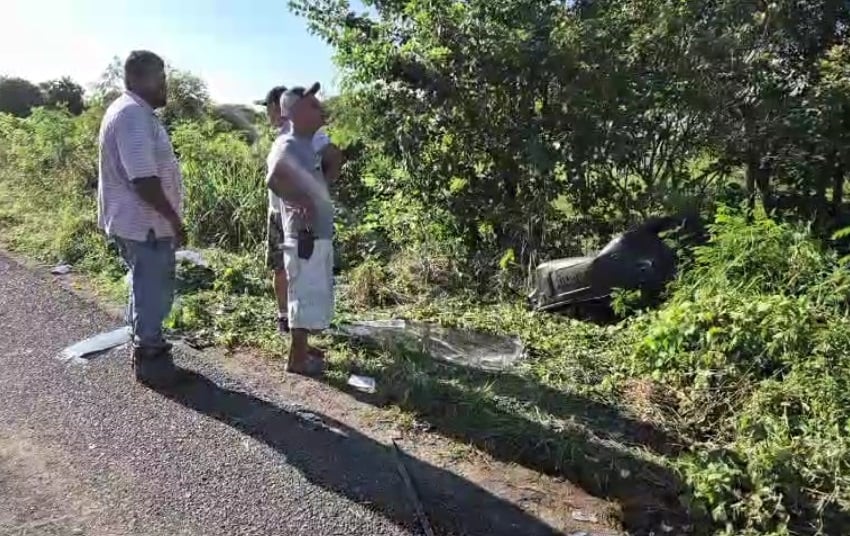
[90,56,124,106]
[161,68,210,126]
[293,0,594,274]
[40,77,85,115]
[300,0,850,262]
[0,77,44,117]
[89,58,211,127]
[815,44,850,215]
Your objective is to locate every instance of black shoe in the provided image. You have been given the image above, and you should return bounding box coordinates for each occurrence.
[132,346,176,386]
[277,315,290,334]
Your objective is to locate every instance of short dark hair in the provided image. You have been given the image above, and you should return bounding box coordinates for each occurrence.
[267,86,287,106]
[256,85,286,107]
[124,50,164,87]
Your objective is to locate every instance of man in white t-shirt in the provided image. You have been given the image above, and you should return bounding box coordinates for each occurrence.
[257,85,342,334]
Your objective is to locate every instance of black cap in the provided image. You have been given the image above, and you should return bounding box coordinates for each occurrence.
[255,85,287,106]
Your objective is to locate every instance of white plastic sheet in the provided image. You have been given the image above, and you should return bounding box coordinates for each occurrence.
[335,320,526,372]
[50,264,72,275]
[175,249,208,268]
[347,374,377,393]
[58,326,132,363]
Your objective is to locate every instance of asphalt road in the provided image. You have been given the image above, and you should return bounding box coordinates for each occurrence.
[0,251,564,536]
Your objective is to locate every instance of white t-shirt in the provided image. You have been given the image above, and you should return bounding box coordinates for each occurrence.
[267,120,331,213]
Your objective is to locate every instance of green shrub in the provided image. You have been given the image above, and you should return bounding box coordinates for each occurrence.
[172,119,269,252]
[620,209,850,534]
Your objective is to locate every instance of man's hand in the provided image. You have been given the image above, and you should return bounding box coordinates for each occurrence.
[320,144,343,183]
[291,197,315,227]
[169,216,186,248]
[133,176,184,246]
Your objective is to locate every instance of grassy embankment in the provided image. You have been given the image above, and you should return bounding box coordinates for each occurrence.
[2,107,849,535]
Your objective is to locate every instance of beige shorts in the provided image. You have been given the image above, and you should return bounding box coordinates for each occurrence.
[283,238,334,331]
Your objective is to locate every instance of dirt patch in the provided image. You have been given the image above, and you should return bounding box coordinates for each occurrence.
[206,346,624,535]
[621,378,681,426]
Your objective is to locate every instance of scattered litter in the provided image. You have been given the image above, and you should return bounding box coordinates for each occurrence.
[175,250,215,293]
[175,249,208,268]
[619,468,631,479]
[392,440,435,536]
[334,319,526,372]
[567,532,590,536]
[571,510,599,523]
[183,332,215,350]
[58,326,132,363]
[347,374,377,394]
[51,264,72,275]
[411,419,434,433]
[295,409,322,425]
[293,409,348,437]
[661,522,674,533]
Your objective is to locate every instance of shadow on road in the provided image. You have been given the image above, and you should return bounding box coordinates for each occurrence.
[324,337,700,535]
[153,367,569,536]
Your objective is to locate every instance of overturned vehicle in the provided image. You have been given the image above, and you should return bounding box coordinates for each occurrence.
[528,214,704,320]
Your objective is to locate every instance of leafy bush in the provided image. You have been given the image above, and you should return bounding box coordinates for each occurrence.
[0,77,43,117]
[619,210,850,534]
[171,119,269,252]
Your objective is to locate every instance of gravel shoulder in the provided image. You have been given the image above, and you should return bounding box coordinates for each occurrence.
[0,250,620,536]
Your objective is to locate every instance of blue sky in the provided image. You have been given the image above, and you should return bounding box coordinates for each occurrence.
[0,0,347,105]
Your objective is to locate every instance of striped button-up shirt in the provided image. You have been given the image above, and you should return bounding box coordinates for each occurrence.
[97,91,183,242]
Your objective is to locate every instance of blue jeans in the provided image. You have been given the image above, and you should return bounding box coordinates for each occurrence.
[114,231,176,350]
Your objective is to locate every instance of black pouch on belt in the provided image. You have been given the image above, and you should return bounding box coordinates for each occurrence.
[297,229,315,260]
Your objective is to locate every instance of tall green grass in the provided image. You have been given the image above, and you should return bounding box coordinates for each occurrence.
[172,119,271,252]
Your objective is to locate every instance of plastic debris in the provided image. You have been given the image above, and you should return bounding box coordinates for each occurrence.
[292,408,348,437]
[411,418,434,433]
[175,250,215,293]
[334,319,526,372]
[571,510,599,523]
[294,410,322,426]
[347,374,377,393]
[58,326,132,363]
[50,264,72,275]
[175,249,208,268]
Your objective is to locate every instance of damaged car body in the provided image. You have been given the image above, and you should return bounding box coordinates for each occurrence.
[528,214,704,319]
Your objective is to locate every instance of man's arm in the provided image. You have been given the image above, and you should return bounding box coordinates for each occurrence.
[267,164,311,205]
[267,148,319,218]
[114,107,184,242]
[320,143,343,183]
[133,178,182,230]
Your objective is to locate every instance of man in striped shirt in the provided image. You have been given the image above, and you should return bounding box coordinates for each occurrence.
[97,50,184,385]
